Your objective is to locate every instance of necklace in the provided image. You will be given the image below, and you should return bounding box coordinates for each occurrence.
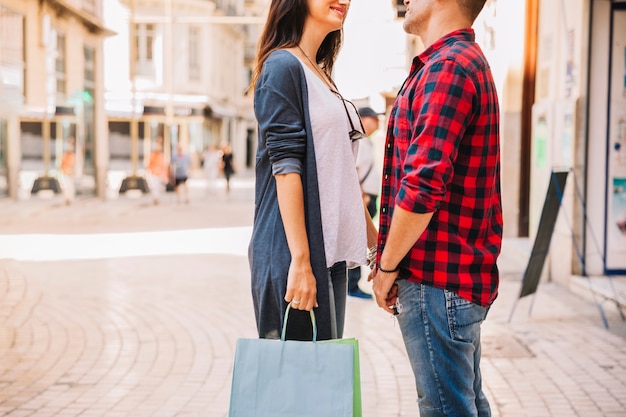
[296,44,338,95]
[295,45,366,141]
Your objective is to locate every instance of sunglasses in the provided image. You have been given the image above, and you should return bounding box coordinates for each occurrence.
[337,93,367,142]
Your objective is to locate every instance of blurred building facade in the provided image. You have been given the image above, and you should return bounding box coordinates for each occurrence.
[518,0,626,282]
[0,0,263,199]
[0,0,113,199]
[553,0,625,279]
[103,0,259,194]
[389,0,626,282]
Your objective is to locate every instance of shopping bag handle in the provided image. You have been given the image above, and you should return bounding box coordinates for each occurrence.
[281,303,317,342]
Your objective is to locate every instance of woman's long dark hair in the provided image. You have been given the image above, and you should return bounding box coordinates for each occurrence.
[251,0,343,88]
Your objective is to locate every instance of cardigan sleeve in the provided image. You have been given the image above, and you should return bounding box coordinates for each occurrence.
[254,52,307,176]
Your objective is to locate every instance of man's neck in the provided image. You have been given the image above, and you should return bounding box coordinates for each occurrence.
[419,7,471,48]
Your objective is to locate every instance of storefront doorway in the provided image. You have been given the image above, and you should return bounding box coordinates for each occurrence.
[604,3,626,273]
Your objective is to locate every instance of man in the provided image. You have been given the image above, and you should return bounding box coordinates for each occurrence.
[370,0,502,416]
[348,107,381,299]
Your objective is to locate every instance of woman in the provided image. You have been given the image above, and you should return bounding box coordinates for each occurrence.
[249,0,378,341]
[221,144,235,193]
[147,139,168,205]
[60,145,76,205]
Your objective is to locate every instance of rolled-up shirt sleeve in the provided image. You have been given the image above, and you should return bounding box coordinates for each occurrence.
[254,59,308,176]
[397,60,473,214]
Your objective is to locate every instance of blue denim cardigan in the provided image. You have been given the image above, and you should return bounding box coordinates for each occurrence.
[249,50,334,340]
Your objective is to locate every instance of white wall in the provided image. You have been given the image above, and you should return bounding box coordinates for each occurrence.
[334,0,406,112]
[532,0,582,284]
[531,0,606,282]
[475,0,526,238]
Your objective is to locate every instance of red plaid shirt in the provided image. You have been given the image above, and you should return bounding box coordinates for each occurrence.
[378,29,503,307]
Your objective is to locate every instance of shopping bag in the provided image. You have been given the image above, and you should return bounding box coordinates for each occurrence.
[321,337,362,417]
[229,304,355,417]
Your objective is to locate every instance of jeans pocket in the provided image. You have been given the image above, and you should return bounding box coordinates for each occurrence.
[444,290,487,342]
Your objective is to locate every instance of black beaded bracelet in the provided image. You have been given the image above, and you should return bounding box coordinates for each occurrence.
[377,263,399,273]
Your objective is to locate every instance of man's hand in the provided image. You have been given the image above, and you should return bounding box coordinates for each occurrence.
[369,267,399,314]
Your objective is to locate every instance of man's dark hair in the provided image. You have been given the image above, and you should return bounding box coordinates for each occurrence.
[457,0,488,22]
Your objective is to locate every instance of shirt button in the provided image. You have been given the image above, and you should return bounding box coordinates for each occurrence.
[384,174,388,180]
[382,208,386,213]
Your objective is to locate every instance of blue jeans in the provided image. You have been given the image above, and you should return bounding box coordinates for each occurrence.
[395,280,491,417]
[347,266,362,292]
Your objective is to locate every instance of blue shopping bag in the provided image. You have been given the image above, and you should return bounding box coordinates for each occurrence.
[229,304,355,417]
[321,337,362,417]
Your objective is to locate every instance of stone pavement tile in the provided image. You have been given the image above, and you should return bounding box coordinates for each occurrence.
[486,285,626,417]
[4,411,35,417]
[0,187,625,416]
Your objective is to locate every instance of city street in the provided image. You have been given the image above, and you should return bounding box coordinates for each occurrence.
[0,175,625,417]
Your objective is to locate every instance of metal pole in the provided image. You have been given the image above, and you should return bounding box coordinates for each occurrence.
[43,119,51,175]
[165,0,174,155]
[130,0,138,176]
[518,0,539,237]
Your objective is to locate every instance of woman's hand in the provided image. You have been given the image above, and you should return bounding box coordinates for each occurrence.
[275,173,317,310]
[284,259,318,311]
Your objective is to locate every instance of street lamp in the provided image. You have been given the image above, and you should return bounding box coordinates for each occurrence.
[118,0,151,195]
[31,105,75,195]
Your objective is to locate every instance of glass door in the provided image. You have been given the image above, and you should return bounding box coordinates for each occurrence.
[605,4,626,273]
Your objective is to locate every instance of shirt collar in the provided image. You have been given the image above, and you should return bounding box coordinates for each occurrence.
[413,28,476,67]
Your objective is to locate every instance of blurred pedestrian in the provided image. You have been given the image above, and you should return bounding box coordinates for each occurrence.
[171,145,191,204]
[147,138,168,205]
[347,107,381,299]
[221,144,235,193]
[60,144,75,205]
[369,0,503,415]
[202,144,221,194]
[249,0,378,341]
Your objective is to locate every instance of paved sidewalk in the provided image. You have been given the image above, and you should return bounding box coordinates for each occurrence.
[0,176,625,416]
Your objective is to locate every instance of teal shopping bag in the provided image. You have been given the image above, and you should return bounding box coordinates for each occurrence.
[229,305,355,417]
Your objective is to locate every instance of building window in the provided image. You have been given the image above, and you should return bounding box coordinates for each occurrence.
[189,26,201,81]
[395,0,406,18]
[56,32,67,99]
[134,23,155,77]
[84,45,96,172]
[84,46,95,88]
[0,6,25,99]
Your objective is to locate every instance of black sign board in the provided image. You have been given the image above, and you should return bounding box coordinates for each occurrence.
[518,171,569,298]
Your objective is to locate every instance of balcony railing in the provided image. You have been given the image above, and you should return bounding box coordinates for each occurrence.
[44,0,113,35]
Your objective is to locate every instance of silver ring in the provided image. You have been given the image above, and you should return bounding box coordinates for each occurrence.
[292,299,301,305]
